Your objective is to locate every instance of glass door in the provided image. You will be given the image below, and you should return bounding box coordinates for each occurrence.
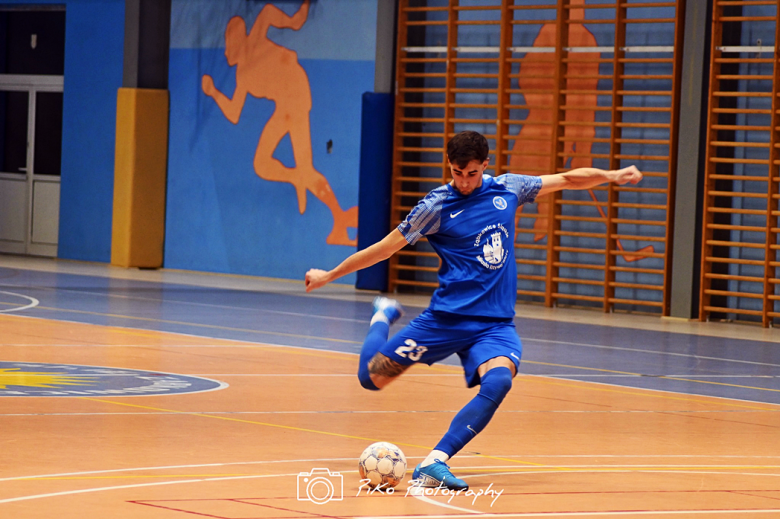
[0,76,64,257]
[0,89,29,254]
[0,8,66,257]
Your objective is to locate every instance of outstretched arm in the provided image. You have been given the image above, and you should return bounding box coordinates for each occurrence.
[537,165,642,197]
[202,76,247,124]
[305,229,408,292]
[252,0,309,35]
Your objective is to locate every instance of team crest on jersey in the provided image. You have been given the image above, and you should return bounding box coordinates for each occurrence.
[475,223,510,270]
[493,196,507,210]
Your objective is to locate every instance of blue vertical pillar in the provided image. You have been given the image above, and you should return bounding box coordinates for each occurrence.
[356,92,394,291]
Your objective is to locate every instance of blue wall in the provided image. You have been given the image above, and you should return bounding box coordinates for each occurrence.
[58,0,124,262]
[165,0,377,281]
[8,0,123,263]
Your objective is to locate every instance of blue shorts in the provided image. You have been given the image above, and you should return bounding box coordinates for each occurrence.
[379,309,522,388]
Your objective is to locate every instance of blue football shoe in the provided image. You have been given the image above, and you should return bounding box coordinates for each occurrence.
[372,296,404,325]
[411,460,469,491]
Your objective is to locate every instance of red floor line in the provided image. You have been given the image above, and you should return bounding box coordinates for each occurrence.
[128,500,231,519]
[727,491,780,503]
[231,498,347,519]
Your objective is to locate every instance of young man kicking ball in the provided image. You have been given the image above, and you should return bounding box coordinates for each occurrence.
[305,130,642,489]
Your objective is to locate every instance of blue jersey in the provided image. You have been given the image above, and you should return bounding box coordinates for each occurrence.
[397,174,542,318]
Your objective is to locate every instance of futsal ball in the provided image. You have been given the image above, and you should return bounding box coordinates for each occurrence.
[358,441,407,489]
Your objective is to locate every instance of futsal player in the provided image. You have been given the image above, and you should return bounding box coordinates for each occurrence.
[305,131,642,489]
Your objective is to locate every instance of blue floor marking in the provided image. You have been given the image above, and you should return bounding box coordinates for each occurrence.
[1,266,779,405]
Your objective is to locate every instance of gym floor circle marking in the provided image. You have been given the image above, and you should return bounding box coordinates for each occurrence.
[0,291,39,313]
[0,362,227,397]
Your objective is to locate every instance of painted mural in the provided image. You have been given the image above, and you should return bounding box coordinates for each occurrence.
[165,0,376,279]
[201,1,357,246]
[510,0,653,262]
[510,2,599,243]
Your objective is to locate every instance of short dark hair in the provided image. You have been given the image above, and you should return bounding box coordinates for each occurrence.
[446,131,489,168]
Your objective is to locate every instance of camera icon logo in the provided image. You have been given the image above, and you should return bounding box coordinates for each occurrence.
[297,468,343,505]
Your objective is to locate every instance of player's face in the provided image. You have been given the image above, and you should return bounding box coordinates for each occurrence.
[448,158,489,196]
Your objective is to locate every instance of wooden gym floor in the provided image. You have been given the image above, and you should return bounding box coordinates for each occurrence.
[1,255,779,518]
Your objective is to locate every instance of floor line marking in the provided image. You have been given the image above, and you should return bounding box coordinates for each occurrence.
[20,465,780,481]
[655,375,780,393]
[5,456,780,484]
[457,464,780,478]
[359,510,780,518]
[3,408,776,417]
[0,361,777,381]
[0,291,39,313]
[6,306,363,345]
[411,493,483,514]
[526,361,780,394]
[464,469,780,479]
[78,398,436,453]
[8,291,780,370]
[526,337,780,367]
[0,458,409,483]
[3,315,779,408]
[78,398,550,469]
[483,454,780,459]
[0,472,297,505]
[0,282,368,323]
[525,375,780,411]
[538,374,779,379]
[0,373,461,377]
[5,467,780,510]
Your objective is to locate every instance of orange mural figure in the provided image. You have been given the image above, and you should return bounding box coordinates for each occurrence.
[510,0,598,242]
[202,0,358,246]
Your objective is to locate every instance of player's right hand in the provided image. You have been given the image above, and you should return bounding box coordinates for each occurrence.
[615,165,642,185]
[305,269,329,292]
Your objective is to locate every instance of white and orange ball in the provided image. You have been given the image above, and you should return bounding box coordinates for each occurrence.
[358,441,407,489]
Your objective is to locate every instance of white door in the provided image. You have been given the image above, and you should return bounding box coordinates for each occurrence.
[0,74,63,257]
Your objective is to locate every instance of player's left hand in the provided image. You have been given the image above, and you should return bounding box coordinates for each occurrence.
[305,269,329,292]
[614,165,642,185]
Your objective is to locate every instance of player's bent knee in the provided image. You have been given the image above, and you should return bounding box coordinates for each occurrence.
[360,378,382,391]
[479,366,513,405]
[358,366,381,391]
[368,353,407,379]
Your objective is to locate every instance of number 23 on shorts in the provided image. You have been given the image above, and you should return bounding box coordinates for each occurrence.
[394,338,428,362]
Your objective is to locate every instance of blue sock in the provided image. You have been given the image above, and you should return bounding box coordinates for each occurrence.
[434,367,513,456]
[357,322,388,391]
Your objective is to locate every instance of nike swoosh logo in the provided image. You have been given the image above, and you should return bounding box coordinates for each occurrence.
[466,425,477,435]
[450,210,465,218]
[510,352,520,360]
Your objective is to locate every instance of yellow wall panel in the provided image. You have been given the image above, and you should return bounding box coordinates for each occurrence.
[112,88,169,268]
